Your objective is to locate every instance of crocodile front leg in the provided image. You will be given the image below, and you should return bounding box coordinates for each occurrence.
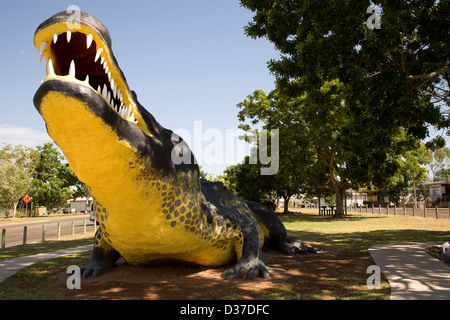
[81,228,120,278]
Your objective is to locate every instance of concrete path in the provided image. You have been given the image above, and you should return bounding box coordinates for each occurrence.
[0,245,92,283]
[369,242,450,300]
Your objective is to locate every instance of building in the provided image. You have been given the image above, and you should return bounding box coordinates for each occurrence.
[422,180,450,207]
[347,189,368,207]
[68,197,93,213]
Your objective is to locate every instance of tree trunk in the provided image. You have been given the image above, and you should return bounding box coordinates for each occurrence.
[283,195,292,214]
[12,200,18,218]
[334,184,345,217]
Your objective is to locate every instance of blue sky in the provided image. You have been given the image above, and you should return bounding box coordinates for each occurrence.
[0,1,279,176]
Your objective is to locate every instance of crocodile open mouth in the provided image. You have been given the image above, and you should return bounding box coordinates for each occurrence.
[34,20,140,125]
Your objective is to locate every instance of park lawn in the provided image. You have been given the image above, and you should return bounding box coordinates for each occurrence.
[0,210,449,300]
[0,234,93,261]
[282,209,450,253]
[0,252,91,300]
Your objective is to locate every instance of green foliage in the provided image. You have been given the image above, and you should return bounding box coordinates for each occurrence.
[222,155,278,210]
[241,0,448,126]
[29,143,79,209]
[237,82,357,214]
[237,89,327,212]
[0,144,39,217]
[237,0,448,214]
[378,143,431,204]
[428,147,450,181]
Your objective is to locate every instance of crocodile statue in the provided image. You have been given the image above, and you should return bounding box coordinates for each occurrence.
[33,11,315,280]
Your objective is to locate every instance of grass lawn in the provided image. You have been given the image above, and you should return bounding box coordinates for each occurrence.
[282,209,450,253]
[0,234,93,261]
[0,210,449,300]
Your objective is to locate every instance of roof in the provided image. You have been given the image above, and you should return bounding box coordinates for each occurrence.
[421,181,449,186]
[69,197,94,202]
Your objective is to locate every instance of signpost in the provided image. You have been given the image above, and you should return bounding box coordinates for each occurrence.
[23,194,31,218]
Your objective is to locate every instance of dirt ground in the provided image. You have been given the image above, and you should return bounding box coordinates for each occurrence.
[53,248,383,300]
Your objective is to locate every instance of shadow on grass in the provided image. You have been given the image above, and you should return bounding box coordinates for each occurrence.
[289,229,450,255]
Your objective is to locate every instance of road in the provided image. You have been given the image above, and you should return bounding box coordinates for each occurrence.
[0,215,96,248]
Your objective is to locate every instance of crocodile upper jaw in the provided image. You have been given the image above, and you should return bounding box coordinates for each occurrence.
[33,11,154,136]
[33,11,200,193]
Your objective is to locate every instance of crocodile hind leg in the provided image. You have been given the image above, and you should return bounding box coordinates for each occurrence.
[221,213,270,280]
[81,228,120,278]
[245,200,317,255]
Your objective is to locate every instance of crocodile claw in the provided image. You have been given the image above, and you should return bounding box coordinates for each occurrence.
[283,237,317,255]
[222,259,270,280]
[80,243,120,279]
[80,261,111,278]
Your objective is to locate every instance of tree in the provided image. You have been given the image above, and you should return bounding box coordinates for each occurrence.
[236,98,317,213]
[428,147,450,181]
[239,0,448,215]
[240,0,448,134]
[30,143,78,210]
[222,156,278,210]
[0,144,39,217]
[0,160,26,217]
[378,142,431,205]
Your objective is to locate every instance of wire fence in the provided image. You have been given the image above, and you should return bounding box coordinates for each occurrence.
[319,204,450,219]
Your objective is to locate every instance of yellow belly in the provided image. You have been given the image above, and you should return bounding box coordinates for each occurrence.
[101,208,238,266]
[39,91,256,267]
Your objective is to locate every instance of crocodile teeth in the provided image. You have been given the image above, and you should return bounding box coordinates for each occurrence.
[69,60,76,77]
[38,41,47,64]
[112,85,117,99]
[38,29,139,126]
[47,58,54,74]
[86,34,93,49]
[94,49,101,62]
[102,85,108,99]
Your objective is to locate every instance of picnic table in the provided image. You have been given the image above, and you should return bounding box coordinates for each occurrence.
[319,205,336,216]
